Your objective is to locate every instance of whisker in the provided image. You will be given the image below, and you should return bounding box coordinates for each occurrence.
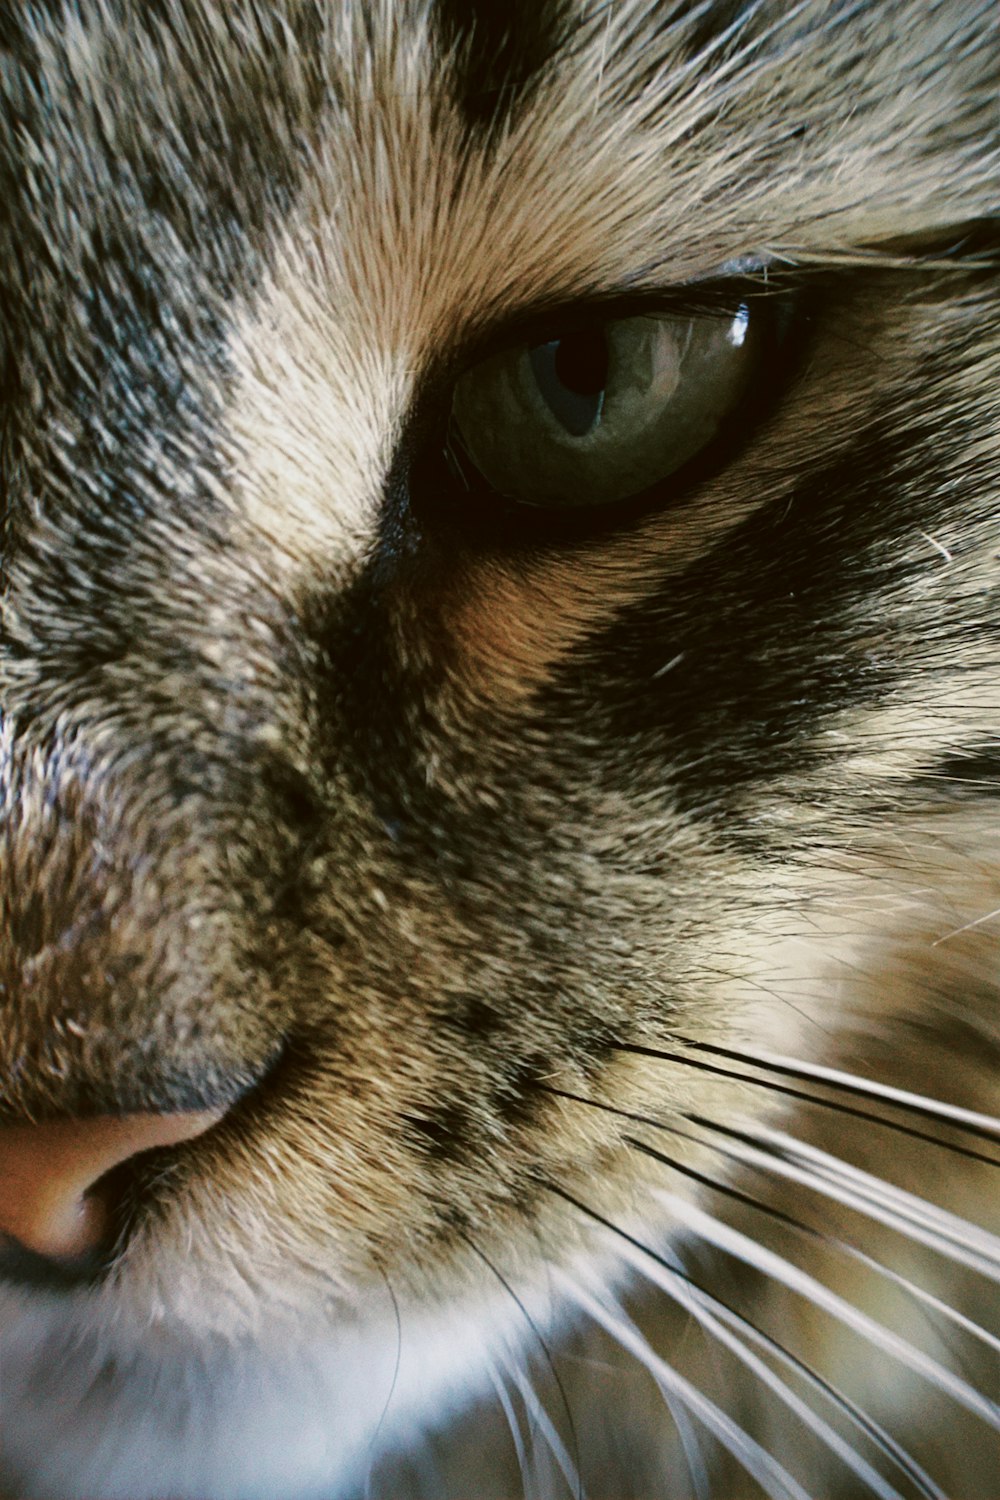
[553,1270,815,1500]
[546,1084,828,1239]
[619,1247,913,1500]
[548,1183,947,1500]
[649,1187,1000,1431]
[459,1233,584,1500]
[656,1377,714,1500]
[689,1117,1000,1281]
[546,1084,1000,1357]
[487,1362,534,1500]
[658,1128,1000,1364]
[630,1125,1000,1372]
[668,1038,1000,1146]
[668,1275,946,1500]
[611,1041,1000,1168]
[503,1352,586,1500]
[364,1270,403,1497]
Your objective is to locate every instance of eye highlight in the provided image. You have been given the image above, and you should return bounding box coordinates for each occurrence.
[449,303,764,512]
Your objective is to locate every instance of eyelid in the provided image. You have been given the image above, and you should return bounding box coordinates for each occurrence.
[453,265,794,378]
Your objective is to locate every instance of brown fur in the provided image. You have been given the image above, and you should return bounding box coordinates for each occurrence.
[0,2,998,1496]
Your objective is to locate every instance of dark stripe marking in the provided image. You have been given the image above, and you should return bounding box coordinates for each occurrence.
[917,750,1000,800]
[544,367,1000,839]
[434,0,571,136]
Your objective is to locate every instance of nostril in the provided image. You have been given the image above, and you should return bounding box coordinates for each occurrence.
[0,1110,223,1263]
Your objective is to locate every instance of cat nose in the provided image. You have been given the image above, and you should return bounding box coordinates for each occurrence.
[0,1110,222,1262]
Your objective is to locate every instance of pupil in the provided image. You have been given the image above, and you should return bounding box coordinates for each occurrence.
[553,329,609,397]
[528,331,608,437]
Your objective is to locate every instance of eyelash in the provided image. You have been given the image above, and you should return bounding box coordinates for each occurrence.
[454,270,797,373]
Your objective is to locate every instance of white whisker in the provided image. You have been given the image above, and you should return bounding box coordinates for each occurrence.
[563,1089,1000,1386]
[669,1041,1000,1140]
[556,1270,814,1500]
[748,1123,1000,1276]
[658,1379,714,1500]
[654,1191,1000,1432]
[503,1352,584,1500]
[487,1362,533,1500]
[682,1117,1000,1282]
[608,1231,947,1500]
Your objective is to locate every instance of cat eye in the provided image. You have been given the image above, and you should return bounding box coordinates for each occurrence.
[449,303,762,511]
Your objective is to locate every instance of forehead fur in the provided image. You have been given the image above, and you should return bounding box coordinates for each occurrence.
[3,1,995,585]
[221,0,999,647]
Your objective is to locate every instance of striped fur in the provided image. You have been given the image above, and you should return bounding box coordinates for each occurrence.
[0,2,998,1495]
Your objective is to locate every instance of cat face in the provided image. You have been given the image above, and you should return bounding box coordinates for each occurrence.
[1,2,998,1496]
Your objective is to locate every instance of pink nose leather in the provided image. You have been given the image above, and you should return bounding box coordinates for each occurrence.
[0,1111,222,1260]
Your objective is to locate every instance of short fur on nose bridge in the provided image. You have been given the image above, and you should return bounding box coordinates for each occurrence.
[0,1111,223,1262]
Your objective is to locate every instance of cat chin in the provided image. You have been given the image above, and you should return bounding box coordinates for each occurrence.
[0,1214,649,1500]
[0,1157,689,1500]
[0,1278,524,1500]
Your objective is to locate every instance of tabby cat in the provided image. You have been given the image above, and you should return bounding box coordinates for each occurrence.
[0,2,998,1496]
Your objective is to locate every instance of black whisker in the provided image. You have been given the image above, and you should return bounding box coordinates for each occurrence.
[543,1084,814,1235]
[675,1038,1000,1145]
[611,1041,1000,1168]
[542,1087,1000,1359]
[458,1230,585,1500]
[364,1266,404,1495]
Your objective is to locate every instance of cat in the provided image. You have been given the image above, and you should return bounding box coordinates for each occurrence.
[0,1,998,1496]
